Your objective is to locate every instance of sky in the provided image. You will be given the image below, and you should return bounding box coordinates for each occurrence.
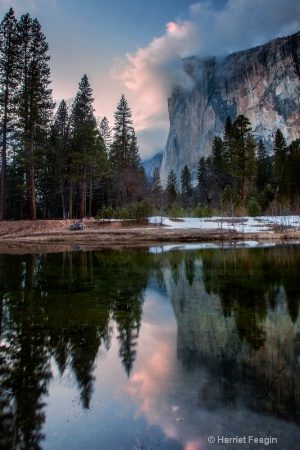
[1,0,300,159]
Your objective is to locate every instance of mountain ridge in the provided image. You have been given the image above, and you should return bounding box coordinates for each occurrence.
[160,30,300,185]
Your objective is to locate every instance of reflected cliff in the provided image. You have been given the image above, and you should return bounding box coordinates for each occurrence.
[163,244,300,425]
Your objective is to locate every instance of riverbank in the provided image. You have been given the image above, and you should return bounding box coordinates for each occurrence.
[0,217,300,253]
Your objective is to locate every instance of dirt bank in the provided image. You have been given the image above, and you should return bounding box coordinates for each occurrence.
[0,218,299,253]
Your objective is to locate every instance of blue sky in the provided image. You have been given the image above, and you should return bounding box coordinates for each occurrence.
[1,0,300,158]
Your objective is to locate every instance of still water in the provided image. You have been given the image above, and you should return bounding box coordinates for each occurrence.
[1,244,300,449]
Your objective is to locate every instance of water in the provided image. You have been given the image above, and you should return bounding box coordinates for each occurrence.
[1,244,300,449]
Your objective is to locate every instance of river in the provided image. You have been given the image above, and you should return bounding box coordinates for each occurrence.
[0,243,300,449]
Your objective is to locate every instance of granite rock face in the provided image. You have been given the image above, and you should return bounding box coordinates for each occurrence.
[142,151,163,181]
[160,31,300,185]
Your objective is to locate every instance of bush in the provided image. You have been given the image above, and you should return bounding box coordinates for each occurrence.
[193,205,213,218]
[234,205,248,217]
[168,202,184,219]
[247,197,262,217]
[258,184,275,212]
[132,200,153,222]
[95,206,115,221]
[115,207,129,220]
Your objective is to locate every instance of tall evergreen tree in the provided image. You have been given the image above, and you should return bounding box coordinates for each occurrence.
[70,74,99,218]
[110,94,141,172]
[150,166,166,212]
[180,165,192,196]
[16,13,54,220]
[151,166,162,195]
[287,140,300,204]
[47,99,71,218]
[109,95,145,206]
[211,135,231,203]
[99,116,112,152]
[256,139,272,190]
[211,136,225,176]
[166,169,179,206]
[180,165,193,207]
[223,116,234,164]
[231,115,257,202]
[0,8,20,220]
[273,128,288,198]
[197,156,212,205]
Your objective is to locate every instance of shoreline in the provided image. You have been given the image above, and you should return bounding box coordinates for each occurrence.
[0,219,300,253]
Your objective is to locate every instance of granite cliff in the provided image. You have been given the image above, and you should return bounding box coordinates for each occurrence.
[160,30,300,185]
[142,151,163,181]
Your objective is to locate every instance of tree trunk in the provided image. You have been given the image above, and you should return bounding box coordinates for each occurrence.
[29,128,36,220]
[0,129,7,221]
[68,184,73,219]
[79,177,86,219]
[88,179,92,217]
[0,81,9,221]
[241,177,245,203]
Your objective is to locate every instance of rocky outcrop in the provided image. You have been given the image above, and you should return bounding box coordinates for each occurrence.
[160,30,300,185]
[142,151,163,181]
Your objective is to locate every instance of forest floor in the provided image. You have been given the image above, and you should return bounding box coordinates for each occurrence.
[0,217,300,253]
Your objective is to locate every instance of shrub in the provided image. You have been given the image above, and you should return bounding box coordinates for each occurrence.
[247,197,262,217]
[168,202,184,219]
[234,205,248,217]
[96,206,115,221]
[193,205,213,218]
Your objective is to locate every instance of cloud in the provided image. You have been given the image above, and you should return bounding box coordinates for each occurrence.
[111,19,197,157]
[190,0,300,56]
[112,0,300,158]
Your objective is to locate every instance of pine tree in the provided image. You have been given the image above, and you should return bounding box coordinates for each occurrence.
[48,100,71,218]
[128,129,142,169]
[16,14,54,220]
[110,94,141,172]
[256,139,272,190]
[180,165,193,199]
[109,95,144,206]
[223,116,234,164]
[150,166,166,212]
[166,169,178,206]
[99,116,112,152]
[70,74,99,218]
[197,156,212,205]
[287,140,300,204]
[180,165,193,208]
[273,128,288,198]
[152,167,162,197]
[0,8,20,219]
[231,115,257,202]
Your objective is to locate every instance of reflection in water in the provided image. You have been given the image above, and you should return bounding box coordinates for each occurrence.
[0,245,300,449]
[0,250,149,449]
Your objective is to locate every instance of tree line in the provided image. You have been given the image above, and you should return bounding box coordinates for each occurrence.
[0,8,146,220]
[164,115,300,217]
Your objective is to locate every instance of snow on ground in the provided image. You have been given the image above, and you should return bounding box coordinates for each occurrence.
[149,215,300,233]
[148,215,300,253]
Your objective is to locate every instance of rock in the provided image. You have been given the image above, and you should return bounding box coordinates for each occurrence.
[142,151,163,181]
[69,222,84,231]
[160,30,300,185]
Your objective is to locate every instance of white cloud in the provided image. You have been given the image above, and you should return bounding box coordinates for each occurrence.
[111,20,198,157]
[113,0,300,159]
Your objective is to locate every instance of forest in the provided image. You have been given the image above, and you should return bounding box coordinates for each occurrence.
[1,8,300,221]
